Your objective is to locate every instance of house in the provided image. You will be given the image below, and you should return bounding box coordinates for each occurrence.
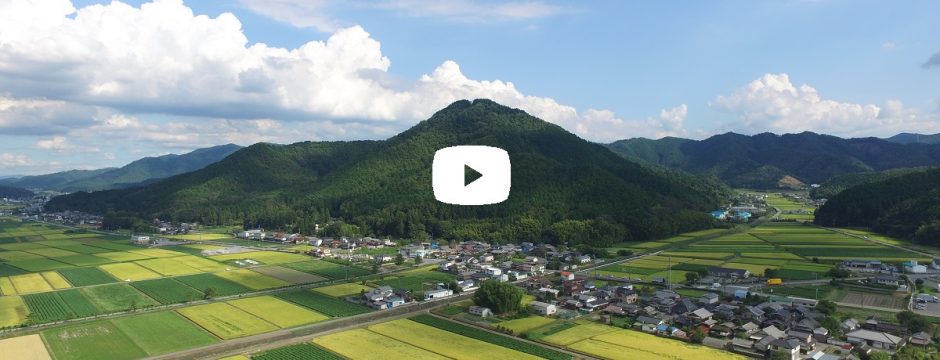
[635,315,664,326]
[468,306,493,318]
[237,229,265,239]
[424,288,453,300]
[739,322,760,335]
[767,339,801,360]
[903,260,927,274]
[872,275,903,287]
[709,266,750,279]
[690,308,713,323]
[841,318,860,333]
[603,304,627,316]
[932,259,940,270]
[846,329,905,350]
[559,271,575,281]
[530,301,557,316]
[699,292,719,304]
[910,331,933,347]
[615,287,638,303]
[374,254,393,263]
[537,287,560,300]
[131,235,151,245]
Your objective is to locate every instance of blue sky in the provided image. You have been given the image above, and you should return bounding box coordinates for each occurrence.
[0,0,938,175]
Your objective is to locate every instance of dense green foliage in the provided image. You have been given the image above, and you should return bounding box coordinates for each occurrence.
[0,185,32,199]
[47,100,723,246]
[606,132,940,188]
[1,144,240,192]
[811,167,933,199]
[410,314,571,360]
[815,168,940,242]
[473,280,523,314]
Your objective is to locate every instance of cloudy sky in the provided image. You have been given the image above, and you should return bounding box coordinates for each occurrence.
[0,0,938,175]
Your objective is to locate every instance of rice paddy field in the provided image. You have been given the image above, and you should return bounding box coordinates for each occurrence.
[498,315,556,333]
[177,302,280,340]
[313,282,374,297]
[227,296,329,328]
[544,322,745,360]
[274,289,373,317]
[314,317,558,360]
[0,334,51,360]
[597,221,928,283]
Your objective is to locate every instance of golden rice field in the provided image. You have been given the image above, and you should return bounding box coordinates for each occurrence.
[99,262,162,281]
[313,283,373,297]
[40,271,72,289]
[314,328,449,360]
[10,273,53,293]
[227,296,328,328]
[177,302,278,340]
[591,329,746,359]
[0,278,15,295]
[370,319,541,360]
[0,295,29,327]
[542,323,619,346]
[135,257,202,276]
[0,334,51,360]
[209,250,310,265]
[214,269,289,290]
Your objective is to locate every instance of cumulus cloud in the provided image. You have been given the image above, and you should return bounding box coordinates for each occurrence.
[0,96,96,135]
[238,0,338,32]
[923,51,940,69]
[0,0,671,147]
[711,73,940,137]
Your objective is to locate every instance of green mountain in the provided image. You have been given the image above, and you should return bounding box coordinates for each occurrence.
[0,185,32,199]
[815,168,940,244]
[810,167,935,199]
[606,132,940,188]
[1,144,242,192]
[886,133,940,145]
[46,100,727,246]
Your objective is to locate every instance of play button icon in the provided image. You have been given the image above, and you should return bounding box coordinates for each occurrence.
[464,165,483,186]
[433,146,511,205]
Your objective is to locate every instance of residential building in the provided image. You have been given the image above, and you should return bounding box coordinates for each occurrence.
[530,301,557,315]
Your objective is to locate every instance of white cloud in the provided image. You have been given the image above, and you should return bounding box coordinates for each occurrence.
[35,136,99,152]
[0,0,669,149]
[0,153,32,167]
[881,42,896,50]
[368,0,564,22]
[238,0,338,32]
[711,73,940,137]
[238,0,563,31]
[0,96,96,135]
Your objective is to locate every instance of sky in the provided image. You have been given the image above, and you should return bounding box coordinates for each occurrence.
[0,0,938,175]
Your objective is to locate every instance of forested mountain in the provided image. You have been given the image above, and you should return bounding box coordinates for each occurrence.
[0,185,33,199]
[886,133,940,145]
[1,144,241,192]
[606,132,940,188]
[810,167,935,199]
[46,99,727,246]
[815,168,940,243]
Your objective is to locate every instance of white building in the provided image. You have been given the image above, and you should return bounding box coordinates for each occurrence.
[237,229,265,239]
[424,288,453,300]
[530,301,557,315]
[131,235,150,245]
[469,306,493,318]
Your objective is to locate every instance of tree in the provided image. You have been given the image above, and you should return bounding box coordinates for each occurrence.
[764,268,779,278]
[371,263,380,274]
[472,280,523,314]
[414,254,423,265]
[897,311,932,334]
[203,287,217,300]
[394,253,404,265]
[447,280,462,294]
[771,350,793,360]
[685,271,701,284]
[819,316,841,338]
[816,300,836,315]
[915,278,924,290]
[617,249,634,257]
[689,329,706,344]
[827,268,851,278]
[867,351,891,360]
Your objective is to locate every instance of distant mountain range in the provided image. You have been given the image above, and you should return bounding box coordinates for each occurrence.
[885,133,940,145]
[46,100,727,246]
[605,132,940,188]
[0,185,33,199]
[1,144,242,192]
[815,167,940,243]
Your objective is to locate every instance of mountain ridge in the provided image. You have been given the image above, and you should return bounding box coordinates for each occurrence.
[46,99,727,246]
[605,132,940,188]
[1,144,242,192]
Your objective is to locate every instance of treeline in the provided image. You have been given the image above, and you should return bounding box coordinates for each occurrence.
[815,168,940,244]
